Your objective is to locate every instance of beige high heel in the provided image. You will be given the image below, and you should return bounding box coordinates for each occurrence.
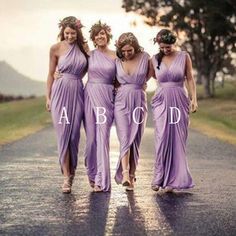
[151,185,160,192]
[89,179,95,188]
[126,174,136,191]
[62,175,74,194]
[93,185,102,192]
[122,170,131,186]
[165,186,174,193]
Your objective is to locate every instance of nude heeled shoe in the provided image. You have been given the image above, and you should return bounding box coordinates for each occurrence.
[122,170,131,186]
[93,185,102,192]
[151,185,160,192]
[126,174,136,191]
[62,175,74,194]
[89,179,95,188]
[165,186,174,193]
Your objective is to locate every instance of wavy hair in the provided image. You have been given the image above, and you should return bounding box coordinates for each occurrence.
[89,20,112,47]
[115,32,143,60]
[154,29,177,70]
[58,16,88,67]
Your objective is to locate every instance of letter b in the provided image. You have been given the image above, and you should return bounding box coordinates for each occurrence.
[95,107,107,124]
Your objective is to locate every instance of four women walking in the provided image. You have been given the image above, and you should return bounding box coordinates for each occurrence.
[47,16,197,194]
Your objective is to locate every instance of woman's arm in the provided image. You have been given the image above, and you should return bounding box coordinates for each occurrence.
[46,45,58,111]
[147,58,156,81]
[83,42,91,56]
[185,53,198,112]
[142,59,156,91]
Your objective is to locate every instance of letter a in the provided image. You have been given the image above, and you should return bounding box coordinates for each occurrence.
[58,106,70,124]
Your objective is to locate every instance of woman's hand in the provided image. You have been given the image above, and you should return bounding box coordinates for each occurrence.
[46,98,51,112]
[190,99,198,113]
[54,70,62,80]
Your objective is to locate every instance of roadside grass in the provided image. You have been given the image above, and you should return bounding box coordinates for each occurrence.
[0,97,51,145]
[189,99,236,145]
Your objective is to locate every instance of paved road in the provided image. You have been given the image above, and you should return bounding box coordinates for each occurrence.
[0,117,236,235]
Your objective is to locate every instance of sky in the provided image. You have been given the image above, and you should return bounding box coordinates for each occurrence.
[0,0,159,90]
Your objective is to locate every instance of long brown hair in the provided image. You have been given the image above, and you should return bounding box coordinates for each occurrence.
[115,32,143,60]
[58,16,88,66]
[89,20,112,47]
[154,29,177,70]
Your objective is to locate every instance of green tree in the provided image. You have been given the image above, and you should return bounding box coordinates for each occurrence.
[122,0,236,97]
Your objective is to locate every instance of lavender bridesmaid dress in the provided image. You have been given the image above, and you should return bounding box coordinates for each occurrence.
[114,52,149,184]
[50,43,87,173]
[151,51,194,189]
[84,49,116,191]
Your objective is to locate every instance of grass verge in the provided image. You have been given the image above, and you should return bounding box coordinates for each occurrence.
[0,96,51,145]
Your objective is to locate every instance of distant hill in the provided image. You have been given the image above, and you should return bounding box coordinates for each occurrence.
[0,61,45,96]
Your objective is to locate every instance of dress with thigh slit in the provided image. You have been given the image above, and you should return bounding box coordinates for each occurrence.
[114,52,149,184]
[84,49,116,191]
[50,42,87,173]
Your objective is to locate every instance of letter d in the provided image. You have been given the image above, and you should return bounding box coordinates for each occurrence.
[169,107,181,124]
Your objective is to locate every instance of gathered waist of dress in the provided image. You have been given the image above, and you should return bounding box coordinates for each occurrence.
[120,83,143,89]
[88,78,113,85]
[61,72,83,81]
[159,81,184,88]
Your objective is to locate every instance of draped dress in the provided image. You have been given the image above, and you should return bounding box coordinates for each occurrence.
[151,51,194,189]
[114,52,149,184]
[51,42,87,173]
[84,49,116,191]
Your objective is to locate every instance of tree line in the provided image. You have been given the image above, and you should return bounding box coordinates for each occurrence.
[122,0,236,97]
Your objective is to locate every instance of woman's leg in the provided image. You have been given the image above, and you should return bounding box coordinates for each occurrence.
[129,146,136,176]
[126,146,136,191]
[121,150,131,186]
[62,149,70,176]
[61,149,74,193]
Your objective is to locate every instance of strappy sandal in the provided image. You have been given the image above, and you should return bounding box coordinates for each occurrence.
[165,186,174,193]
[126,174,136,191]
[151,185,160,192]
[62,175,74,194]
[122,169,131,186]
[93,185,102,192]
[89,179,95,188]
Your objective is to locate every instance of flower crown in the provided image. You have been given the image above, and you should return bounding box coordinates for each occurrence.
[154,32,177,44]
[58,17,83,29]
[89,20,112,38]
[115,33,137,48]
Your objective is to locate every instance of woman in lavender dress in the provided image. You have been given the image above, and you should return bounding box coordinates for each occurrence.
[114,33,151,191]
[46,16,88,193]
[151,29,198,192]
[84,21,116,192]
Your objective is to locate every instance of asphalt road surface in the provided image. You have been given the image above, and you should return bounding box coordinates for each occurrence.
[0,118,236,235]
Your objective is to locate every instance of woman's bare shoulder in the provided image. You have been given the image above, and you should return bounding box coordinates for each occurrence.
[51,41,63,49]
[108,49,117,59]
[50,42,64,54]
